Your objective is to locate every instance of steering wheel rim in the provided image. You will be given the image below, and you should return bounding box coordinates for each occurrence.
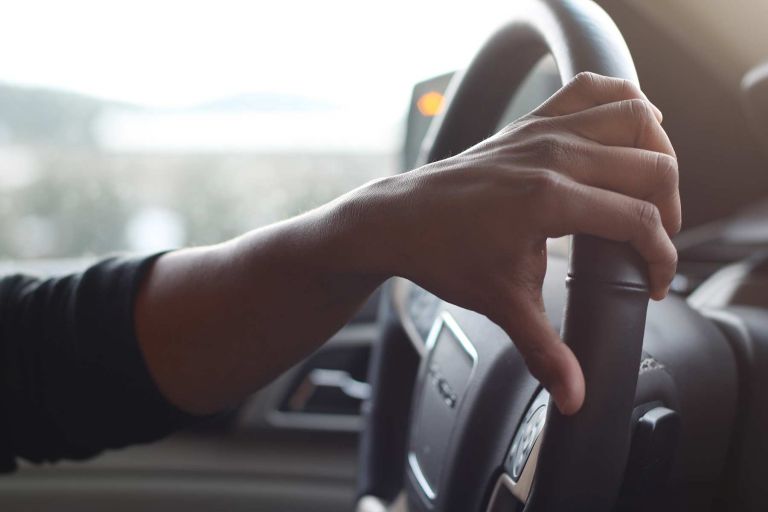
[359,1,650,511]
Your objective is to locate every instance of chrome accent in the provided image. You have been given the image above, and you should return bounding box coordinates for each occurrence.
[423,309,446,352]
[408,452,436,501]
[487,389,549,509]
[439,311,479,362]
[308,369,371,399]
[486,435,543,511]
[407,311,479,501]
[237,323,378,433]
[287,369,371,412]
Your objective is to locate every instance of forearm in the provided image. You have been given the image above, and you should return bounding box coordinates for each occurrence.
[135,74,682,419]
[135,176,408,415]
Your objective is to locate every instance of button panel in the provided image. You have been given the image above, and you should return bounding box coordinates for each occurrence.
[505,389,550,480]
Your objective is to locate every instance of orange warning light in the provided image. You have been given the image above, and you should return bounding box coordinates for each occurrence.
[416,91,444,117]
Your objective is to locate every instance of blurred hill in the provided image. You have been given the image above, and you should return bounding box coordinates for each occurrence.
[0,83,131,147]
[0,83,337,148]
[0,83,368,151]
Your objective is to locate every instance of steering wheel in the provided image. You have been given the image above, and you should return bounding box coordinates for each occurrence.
[357,1,654,511]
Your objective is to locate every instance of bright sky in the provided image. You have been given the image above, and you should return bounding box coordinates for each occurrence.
[0,0,515,116]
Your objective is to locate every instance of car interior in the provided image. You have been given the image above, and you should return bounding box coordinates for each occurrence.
[2,0,768,510]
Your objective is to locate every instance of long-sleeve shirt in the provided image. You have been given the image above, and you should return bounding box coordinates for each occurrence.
[0,254,196,472]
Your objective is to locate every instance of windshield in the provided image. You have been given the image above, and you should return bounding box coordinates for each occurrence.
[0,0,513,261]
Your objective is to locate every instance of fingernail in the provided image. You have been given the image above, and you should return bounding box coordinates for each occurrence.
[651,285,669,301]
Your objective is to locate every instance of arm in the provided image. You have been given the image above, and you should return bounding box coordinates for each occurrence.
[136,73,681,416]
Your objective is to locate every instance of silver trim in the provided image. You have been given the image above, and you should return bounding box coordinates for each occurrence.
[308,369,371,399]
[440,311,479,362]
[486,435,543,511]
[407,312,479,502]
[510,431,542,502]
[487,389,549,510]
[423,310,446,352]
[287,369,371,412]
[236,322,379,433]
[408,452,436,501]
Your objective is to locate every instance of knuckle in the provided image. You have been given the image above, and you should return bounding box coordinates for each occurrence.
[529,169,564,197]
[668,247,679,267]
[635,200,662,231]
[571,73,641,101]
[623,98,657,146]
[669,213,683,236]
[658,244,678,269]
[624,98,655,121]
[653,153,679,190]
[651,153,682,235]
[572,71,598,90]
[619,78,643,99]
[528,171,569,216]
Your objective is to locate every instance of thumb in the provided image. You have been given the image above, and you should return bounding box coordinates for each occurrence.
[498,293,585,415]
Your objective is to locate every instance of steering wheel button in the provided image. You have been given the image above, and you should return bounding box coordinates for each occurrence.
[506,391,550,481]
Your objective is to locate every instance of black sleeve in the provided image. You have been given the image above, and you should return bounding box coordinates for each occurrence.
[0,254,200,472]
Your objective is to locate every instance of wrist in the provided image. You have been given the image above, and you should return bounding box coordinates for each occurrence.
[224,172,418,292]
[324,173,418,281]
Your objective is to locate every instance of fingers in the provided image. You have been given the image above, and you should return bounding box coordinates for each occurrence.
[541,178,678,299]
[533,72,662,121]
[495,291,585,415]
[517,90,681,238]
[546,143,681,235]
[556,99,676,157]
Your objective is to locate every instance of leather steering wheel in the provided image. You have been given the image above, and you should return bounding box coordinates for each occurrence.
[358,1,650,511]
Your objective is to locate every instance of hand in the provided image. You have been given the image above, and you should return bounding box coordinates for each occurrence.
[375,72,680,415]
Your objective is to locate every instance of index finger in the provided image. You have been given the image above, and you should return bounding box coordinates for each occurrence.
[532,72,663,121]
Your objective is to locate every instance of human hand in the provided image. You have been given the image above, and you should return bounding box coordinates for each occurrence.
[385,72,679,415]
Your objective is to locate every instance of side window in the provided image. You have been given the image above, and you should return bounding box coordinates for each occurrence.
[0,1,516,264]
[0,86,391,260]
